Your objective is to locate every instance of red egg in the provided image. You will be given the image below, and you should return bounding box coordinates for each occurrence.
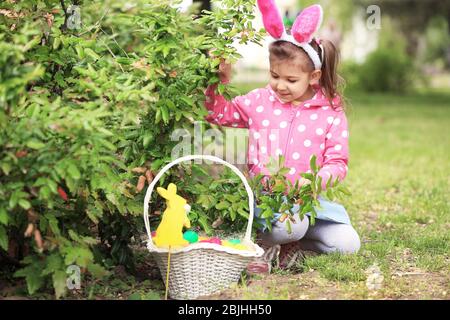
[151,231,156,237]
[208,237,222,245]
[199,237,222,245]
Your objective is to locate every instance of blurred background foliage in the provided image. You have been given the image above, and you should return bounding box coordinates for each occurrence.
[229,0,450,93]
[321,0,449,92]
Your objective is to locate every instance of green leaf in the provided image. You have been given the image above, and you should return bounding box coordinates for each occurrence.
[0,225,8,251]
[197,214,212,235]
[0,208,9,225]
[75,44,85,59]
[215,201,230,210]
[237,207,249,219]
[106,193,118,206]
[42,253,64,276]
[98,138,117,151]
[53,271,67,299]
[160,105,169,124]
[85,48,100,61]
[310,154,317,172]
[316,175,322,195]
[86,205,102,224]
[229,209,236,221]
[339,185,352,196]
[180,96,193,106]
[39,185,52,200]
[67,163,81,180]
[14,263,44,295]
[286,219,292,234]
[64,246,94,268]
[143,132,154,148]
[116,57,134,65]
[27,139,46,150]
[309,213,316,225]
[18,199,31,210]
[165,99,176,111]
[261,209,273,219]
[218,83,225,95]
[1,162,11,175]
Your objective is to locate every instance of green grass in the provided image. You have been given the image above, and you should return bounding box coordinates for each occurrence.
[226,85,450,299]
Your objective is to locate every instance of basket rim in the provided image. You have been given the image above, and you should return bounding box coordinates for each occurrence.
[147,239,265,258]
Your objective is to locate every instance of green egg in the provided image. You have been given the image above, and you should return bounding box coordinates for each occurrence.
[183,230,199,243]
[228,239,241,244]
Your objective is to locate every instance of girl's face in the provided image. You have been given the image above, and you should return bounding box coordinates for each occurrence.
[269,57,321,104]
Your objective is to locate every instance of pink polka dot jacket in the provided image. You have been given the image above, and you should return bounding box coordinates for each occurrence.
[204,84,349,191]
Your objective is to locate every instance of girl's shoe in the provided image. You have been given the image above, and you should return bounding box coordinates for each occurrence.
[246,244,280,275]
[278,242,317,270]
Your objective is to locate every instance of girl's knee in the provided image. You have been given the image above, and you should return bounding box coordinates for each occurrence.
[260,214,309,245]
[330,226,361,254]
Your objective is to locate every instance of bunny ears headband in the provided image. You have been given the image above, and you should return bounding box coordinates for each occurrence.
[257,0,324,70]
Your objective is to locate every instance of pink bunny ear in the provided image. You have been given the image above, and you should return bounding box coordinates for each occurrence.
[291,4,323,44]
[257,0,285,39]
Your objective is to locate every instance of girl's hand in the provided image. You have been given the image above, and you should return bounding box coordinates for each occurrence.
[218,59,232,83]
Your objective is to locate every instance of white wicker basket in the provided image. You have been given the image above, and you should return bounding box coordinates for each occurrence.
[143,155,264,300]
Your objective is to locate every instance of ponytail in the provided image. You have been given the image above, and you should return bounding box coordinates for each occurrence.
[311,39,345,109]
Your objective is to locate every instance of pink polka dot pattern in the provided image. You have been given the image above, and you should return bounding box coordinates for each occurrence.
[204,84,349,190]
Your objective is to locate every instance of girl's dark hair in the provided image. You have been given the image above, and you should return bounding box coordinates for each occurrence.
[269,38,345,109]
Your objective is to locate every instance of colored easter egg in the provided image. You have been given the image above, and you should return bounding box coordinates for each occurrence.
[233,244,248,250]
[183,230,199,243]
[151,231,156,237]
[222,241,235,248]
[228,239,241,244]
[208,237,222,245]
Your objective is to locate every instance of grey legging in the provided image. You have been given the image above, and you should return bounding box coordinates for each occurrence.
[258,214,361,254]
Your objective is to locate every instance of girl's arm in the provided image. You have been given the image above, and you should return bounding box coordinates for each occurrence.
[317,111,349,190]
[204,84,251,128]
[204,60,251,128]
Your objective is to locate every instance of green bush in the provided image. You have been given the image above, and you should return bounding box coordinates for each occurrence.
[0,0,263,298]
[341,49,414,93]
[357,46,414,93]
[340,19,415,93]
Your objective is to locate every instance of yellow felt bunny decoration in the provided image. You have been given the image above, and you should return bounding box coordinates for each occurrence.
[153,183,191,248]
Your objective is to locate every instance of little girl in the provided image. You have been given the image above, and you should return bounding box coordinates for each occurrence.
[203,2,360,273]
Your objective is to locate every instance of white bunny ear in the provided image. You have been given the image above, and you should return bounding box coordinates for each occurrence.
[291,4,323,44]
[257,0,285,39]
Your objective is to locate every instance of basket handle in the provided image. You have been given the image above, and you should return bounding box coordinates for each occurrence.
[143,155,255,246]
